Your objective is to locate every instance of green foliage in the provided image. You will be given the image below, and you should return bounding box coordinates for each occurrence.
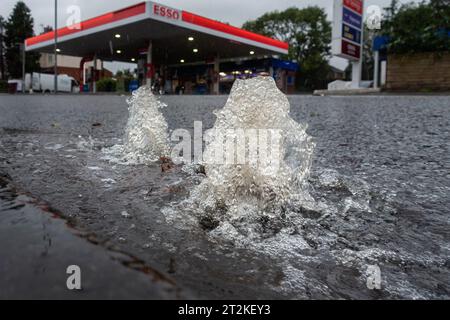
[115,69,135,92]
[430,0,450,29]
[4,1,40,78]
[362,26,376,80]
[381,0,450,54]
[115,78,125,92]
[243,6,332,90]
[96,78,117,92]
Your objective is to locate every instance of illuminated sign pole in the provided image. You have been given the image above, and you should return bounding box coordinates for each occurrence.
[332,0,364,89]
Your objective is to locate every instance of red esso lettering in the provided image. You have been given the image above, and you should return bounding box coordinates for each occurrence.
[154,5,179,20]
[167,9,178,19]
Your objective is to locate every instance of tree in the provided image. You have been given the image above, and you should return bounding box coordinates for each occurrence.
[362,25,376,81]
[243,6,332,90]
[383,0,400,22]
[430,0,450,28]
[381,0,450,54]
[40,24,53,35]
[0,15,6,80]
[4,1,40,79]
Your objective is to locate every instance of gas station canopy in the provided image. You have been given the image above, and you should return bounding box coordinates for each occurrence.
[25,1,289,64]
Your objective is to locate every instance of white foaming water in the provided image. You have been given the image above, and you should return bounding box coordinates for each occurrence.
[193,76,315,218]
[103,86,170,164]
[165,77,317,238]
[161,77,416,297]
[161,77,322,296]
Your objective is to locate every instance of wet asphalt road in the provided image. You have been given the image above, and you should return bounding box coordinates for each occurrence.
[0,93,449,299]
[0,174,181,299]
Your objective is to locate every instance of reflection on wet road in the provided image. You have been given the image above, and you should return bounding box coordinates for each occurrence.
[0,174,183,299]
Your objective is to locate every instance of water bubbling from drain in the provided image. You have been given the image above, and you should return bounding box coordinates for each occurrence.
[160,77,392,296]
[103,86,170,164]
[171,76,316,236]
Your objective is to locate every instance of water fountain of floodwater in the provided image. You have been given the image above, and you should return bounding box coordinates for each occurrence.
[103,86,170,164]
[164,76,318,239]
[160,77,401,297]
[200,76,315,207]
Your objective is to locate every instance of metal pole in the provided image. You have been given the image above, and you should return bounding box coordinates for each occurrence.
[213,54,220,95]
[22,44,25,93]
[54,0,58,94]
[373,50,379,89]
[93,53,97,93]
[146,40,153,87]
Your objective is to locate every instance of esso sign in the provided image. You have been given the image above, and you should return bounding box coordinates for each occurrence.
[153,4,180,20]
[343,0,363,15]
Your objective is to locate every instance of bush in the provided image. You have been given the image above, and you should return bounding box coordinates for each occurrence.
[96,78,117,92]
[0,80,7,93]
[115,76,135,92]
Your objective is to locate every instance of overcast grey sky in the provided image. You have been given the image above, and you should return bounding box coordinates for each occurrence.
[0,0,418,72]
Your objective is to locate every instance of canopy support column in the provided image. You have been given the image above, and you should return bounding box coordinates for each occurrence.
[213,55,220,95]
[93,53,97,93]
[146,41,153,87]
